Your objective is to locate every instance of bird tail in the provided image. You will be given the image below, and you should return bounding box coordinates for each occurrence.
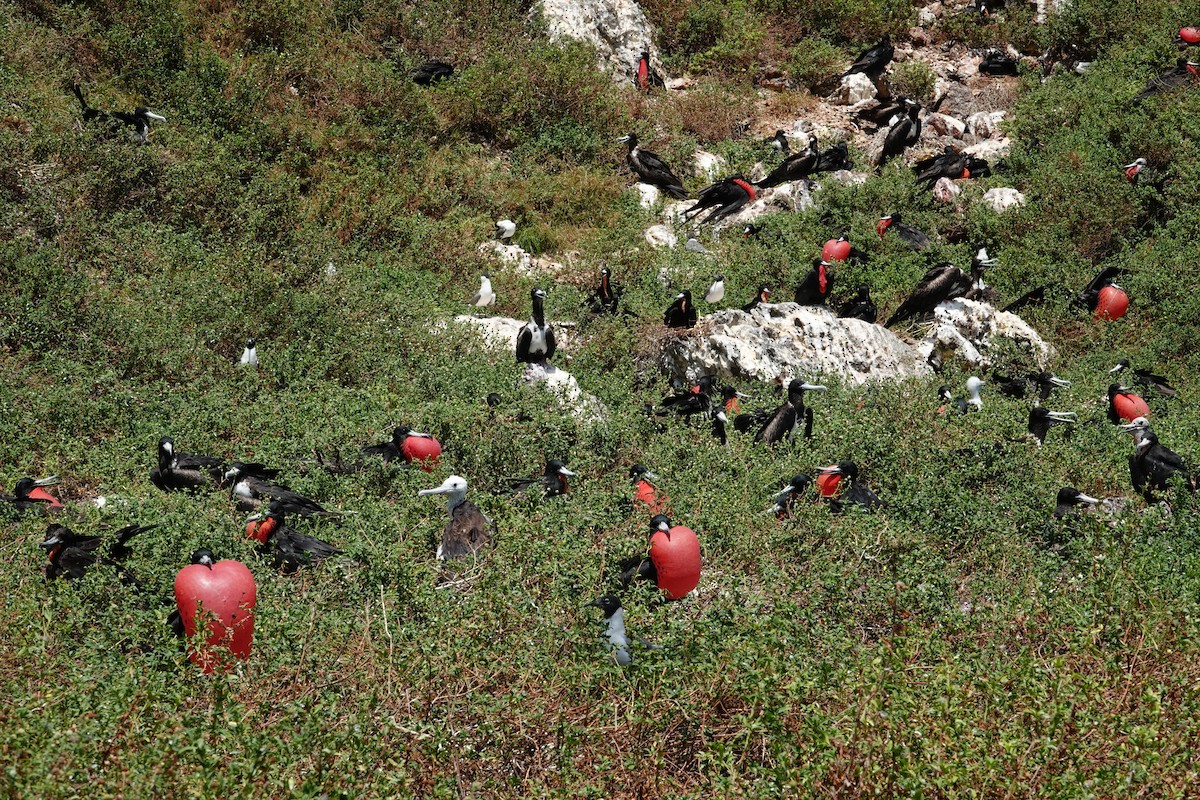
[114,523,161,547]
[71,83,87,111]
[664,184,689,200]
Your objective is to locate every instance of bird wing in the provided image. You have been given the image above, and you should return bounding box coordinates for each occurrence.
[543,325,556,360]
[754,403,796,445]
[515,325,533,362]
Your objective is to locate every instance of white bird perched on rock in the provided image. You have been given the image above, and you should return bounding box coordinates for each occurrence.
[470,274,496,309]
[494,219,516,241]
[239,338,258,367]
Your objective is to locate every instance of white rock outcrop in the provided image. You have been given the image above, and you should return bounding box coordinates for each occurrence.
[660,304,934,386]
[538,0,659,84]
[658,300,1053,385]
[927,113,966,139]
[833,73,877,105]
[966,111,1005,140]
[644,224,678,248]
[964,138,1012,161]
[694,150,727,181]
[521,363,606,422]
[982,187,1026,213]
[451,315,602,419]
[478,241,532,273]
[637,183,660,209]
[932,177,962,203]
[917,298,1055,370]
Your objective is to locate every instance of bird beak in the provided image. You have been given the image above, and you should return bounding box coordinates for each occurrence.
[1076,493,1100,504]
[1047,411,1077,424]
[978,257,998,267]
[418,480,455,497]
[816,465,843,475]
[34,476,59,487]
[410,430,433,439]
[616,136,630,143]
[800,383,828,392]
[557,466,578,477]
[1108,363,1124,374]
[1109,282,1124,292]
[38,530,65,549]
[1122,161,1140,170]
[146,112,166,122]
[1118,420,1143,431]
[736,392,751,399]
[586,598,604,609]
[1048,375,1071,387]
[642,471,660,482]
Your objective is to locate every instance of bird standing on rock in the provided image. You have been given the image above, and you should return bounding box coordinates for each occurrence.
[683,176,756,226]
[876,100,921,169]
[843,35,894,78]
[516,287,556,364]
[619,134,687,199]
[470,275,496,309]
[756,134,818,188]
[838,286,877,323]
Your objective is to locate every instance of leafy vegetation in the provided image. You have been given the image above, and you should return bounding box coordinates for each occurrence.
[5,0,1200,796]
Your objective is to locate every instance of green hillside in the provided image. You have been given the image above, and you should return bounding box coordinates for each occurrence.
[5,0,1200,795]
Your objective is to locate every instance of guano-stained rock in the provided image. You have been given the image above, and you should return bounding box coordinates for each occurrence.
[917,298,1055,370]
[659,304,934,386]
[538,0,660,85]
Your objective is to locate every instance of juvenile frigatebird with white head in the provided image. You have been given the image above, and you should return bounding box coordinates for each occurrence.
[418,475,492,560]
[515,287,555,364]
[494,219,516,241]
[964,376,985,411]
[587,595,633,666]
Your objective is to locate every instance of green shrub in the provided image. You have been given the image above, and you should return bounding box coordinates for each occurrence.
[786,36,845,93]
[888,59,937,104]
